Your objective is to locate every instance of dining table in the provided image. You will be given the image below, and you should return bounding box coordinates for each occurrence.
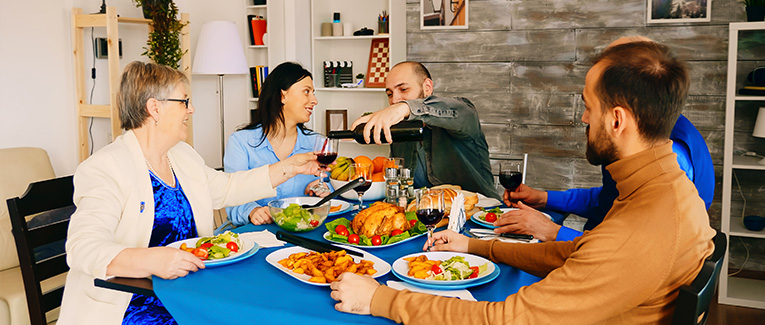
[100,201,565,324]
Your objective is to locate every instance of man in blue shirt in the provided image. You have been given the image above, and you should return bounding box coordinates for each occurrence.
[500,114,714,241]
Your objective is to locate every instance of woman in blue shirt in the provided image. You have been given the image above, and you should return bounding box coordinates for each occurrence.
[224,62,328,226]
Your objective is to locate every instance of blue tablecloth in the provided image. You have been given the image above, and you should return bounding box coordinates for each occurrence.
[154,205,555,324]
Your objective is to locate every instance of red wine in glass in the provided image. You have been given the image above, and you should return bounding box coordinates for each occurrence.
[499,171,523,191]
[316,153,338,166]
[416,209,444,226]
[354,180,372,193]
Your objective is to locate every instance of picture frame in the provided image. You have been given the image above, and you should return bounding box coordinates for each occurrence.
[647,0,710,24]
[421,0,468,30]
[325,109,348,133]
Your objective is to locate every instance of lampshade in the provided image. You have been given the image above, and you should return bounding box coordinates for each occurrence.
[192,21,248,75]
[754,107,765,138]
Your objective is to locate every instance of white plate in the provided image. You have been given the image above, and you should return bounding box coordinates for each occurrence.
[265,245,391,286]
[323,231,426,249]
[328,199,352,216]
[472,208,553,229]
[391,252,495,285]
[167,237,257,266]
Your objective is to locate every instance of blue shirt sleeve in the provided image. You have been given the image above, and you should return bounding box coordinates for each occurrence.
[546,187,602,218]
[555,226,583,241]
[224,131,263,226]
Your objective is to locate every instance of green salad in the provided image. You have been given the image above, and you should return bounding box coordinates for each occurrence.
[273,203,323,232]
[325,211,427,246]
[430,256,488,281]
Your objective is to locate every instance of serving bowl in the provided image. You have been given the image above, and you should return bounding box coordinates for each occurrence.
[268,197,330,232]
[329,178,385,201]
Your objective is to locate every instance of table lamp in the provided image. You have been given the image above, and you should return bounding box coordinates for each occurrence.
[192,21,248,168]
[754,107,765,165]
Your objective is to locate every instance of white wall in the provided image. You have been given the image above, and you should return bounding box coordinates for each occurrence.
[0,0,257,175]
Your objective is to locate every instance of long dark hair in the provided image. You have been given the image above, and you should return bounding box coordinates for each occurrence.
[239,62,314,146]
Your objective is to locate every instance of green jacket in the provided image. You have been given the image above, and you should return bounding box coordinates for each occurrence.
[391,95,500,200]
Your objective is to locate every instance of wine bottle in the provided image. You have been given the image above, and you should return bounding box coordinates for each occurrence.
[328,120,423,144]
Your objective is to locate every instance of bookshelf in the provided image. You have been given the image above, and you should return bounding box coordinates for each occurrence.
[245,2,270,108]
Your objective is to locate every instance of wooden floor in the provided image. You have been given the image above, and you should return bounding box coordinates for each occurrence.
[707,295,765,324]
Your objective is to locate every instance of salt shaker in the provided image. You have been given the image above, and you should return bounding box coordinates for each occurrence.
[399,168,414,199]
[384,167,399,204]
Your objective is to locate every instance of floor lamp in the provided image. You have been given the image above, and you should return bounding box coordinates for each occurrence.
[754,107,765,165]
[192,21,248,168]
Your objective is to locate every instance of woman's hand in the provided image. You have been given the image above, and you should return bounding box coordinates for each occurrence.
[249,206,273,225]
[269,152,326,187]
[305,179,330,197]
[108,247,205,280]
[424,230,470,253]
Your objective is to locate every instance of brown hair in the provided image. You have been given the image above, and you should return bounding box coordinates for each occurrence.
[117,61,189,130]
[592,41,689,143]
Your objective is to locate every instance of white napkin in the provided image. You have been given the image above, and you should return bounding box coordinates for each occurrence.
[238,230,285,248]
[475,192,502,208]
[386,281,476,301]
[448,193,466,234]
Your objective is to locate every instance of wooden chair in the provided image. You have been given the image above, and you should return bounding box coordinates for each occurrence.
[672,230,727,325]
[7,175,74,325]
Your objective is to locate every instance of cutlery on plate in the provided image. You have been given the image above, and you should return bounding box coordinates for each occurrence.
[467,229,534,241]
[275,231,363,257]
[301,177,365,209]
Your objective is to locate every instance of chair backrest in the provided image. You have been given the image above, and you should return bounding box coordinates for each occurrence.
[7,175,74,325]
[671,230,727,325]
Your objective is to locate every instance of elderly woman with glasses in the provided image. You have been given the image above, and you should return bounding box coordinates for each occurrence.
[59,61,324,324]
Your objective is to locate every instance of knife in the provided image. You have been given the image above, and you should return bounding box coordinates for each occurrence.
[275,231,363,257]
[468,229,534,241]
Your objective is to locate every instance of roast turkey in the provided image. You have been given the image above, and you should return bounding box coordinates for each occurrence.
[351,202,411,238]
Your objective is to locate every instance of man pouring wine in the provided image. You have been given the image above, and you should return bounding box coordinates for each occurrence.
[340,61,500,200]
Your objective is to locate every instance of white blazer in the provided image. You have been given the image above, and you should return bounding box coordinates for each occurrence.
[58,131,277,324]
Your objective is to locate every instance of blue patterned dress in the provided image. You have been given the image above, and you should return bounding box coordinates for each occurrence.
[123,171,197,325]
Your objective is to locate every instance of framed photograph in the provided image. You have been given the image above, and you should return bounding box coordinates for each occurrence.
[325,109,348,133]
[647,0,710,24]
[421,0,468,30]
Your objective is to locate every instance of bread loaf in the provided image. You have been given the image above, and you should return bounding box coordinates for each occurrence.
[405,185,479,215]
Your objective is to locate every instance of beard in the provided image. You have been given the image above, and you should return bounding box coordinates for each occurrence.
[585,124,619,166]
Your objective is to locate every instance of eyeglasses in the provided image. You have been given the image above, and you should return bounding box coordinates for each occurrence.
[162,98,190,108]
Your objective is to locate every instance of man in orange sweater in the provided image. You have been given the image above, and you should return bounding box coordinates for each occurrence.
[329,38,716,324]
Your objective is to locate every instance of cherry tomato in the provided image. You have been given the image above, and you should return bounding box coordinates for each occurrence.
[192,247,209,260]
[226,241,239,252]
[431,264,443,275]
[390,229,404,236]
[310,219,319,227]
[335,224,348,233]
[484,212,497,223]
[468,266,480,279]
[371,235,382,246]
[348,234,360,244]
[336,228,349,237]
[199,242,214,250]
[409,219,417,227]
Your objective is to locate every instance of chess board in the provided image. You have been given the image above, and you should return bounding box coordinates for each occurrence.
[365,38,390,88]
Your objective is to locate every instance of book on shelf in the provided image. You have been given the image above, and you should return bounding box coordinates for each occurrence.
[250,66,269,98]
[248,15,267,46]
[738,86,765,96]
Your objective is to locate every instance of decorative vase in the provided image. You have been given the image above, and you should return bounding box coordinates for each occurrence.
[746,6,765,22]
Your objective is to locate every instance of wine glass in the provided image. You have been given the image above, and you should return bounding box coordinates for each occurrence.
[415,189,445,251]
[348,163,372,209]
[310,136,339,194]
[499,162,523,192]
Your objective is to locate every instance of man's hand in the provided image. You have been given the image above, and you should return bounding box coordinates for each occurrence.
[494,201,560,242]
[350,102,410,144]
[330,273,380,315]
[249,206,272,225]
[503,183,547,209]
[425,230,470,253]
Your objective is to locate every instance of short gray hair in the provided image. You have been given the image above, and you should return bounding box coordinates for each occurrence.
[117,61,189,130]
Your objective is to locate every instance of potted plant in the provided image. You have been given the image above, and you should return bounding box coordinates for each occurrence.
[744,0,765,21]
[133,0,187,69]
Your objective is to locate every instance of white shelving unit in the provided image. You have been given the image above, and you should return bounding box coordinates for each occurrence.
[719,21,765,309]
[310,0,405,158]
[245,2,271,108]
